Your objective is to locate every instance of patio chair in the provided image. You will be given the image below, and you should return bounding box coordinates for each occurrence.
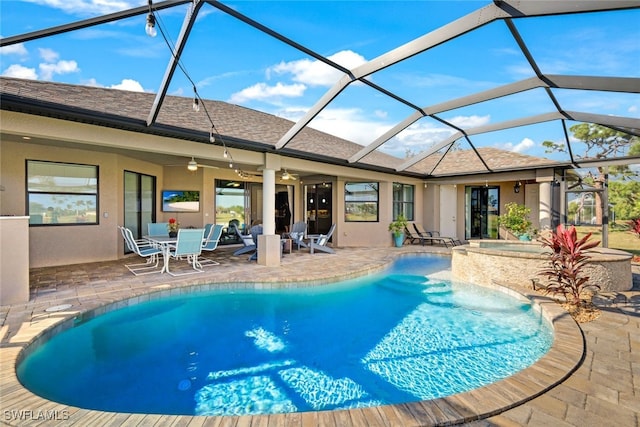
[413,223,431,238]
[147,222,169,237]
[286,220,308,250]
[428,230,462,247]
[404,223,428,245]
[247,225,263,261]
[200,224,224,266]
[309,223,336,254]
[232,223,257,256]
[413,224,460,247]
[118,226,162,275]
[203,223,213,241]
[166,228,206,276]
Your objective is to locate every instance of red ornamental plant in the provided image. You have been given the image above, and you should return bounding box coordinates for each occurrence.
[538,224,600,307]
[629,218,640,238]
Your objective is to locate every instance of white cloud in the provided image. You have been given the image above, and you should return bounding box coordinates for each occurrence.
[381,121,457,158]
[229,82,306,104]
[84,78,101,87]
[38,48,59,63]
[307,107,392,145]
[269,50,367,87]
[25,0,138,16]
[495,137,536,153]
[39,59,79,80]
[374,110,388,119]
[447,114,491,128]
[1,64,38,79]
[0,42,28,56]
[110,78,144,92]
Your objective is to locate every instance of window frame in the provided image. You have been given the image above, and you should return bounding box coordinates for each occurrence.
[26,159,99,226]
[392,183,415,221]
[344,182,379,222]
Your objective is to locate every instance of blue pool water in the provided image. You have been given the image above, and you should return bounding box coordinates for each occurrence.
[18,255,553,416]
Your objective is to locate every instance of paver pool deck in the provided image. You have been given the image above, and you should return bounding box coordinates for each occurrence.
[1,245,638,426]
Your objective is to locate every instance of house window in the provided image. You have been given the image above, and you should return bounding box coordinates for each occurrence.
[345,182,379,222]
[392,183,414,220]
[27,160,99,225]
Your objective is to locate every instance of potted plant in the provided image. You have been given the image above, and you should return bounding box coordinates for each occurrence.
[497,202,533,241]
[388,214,408,247]
[167,217,180,237]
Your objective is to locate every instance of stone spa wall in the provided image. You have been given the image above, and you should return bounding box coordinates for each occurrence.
[451,240,633,292]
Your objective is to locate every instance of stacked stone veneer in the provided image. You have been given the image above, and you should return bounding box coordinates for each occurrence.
[451,242,633,292]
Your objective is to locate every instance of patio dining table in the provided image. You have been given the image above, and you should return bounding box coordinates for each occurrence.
[144,235,177,274]
[144,234,206,274]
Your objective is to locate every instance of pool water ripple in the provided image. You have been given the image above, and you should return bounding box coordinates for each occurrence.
[17,255,553,416]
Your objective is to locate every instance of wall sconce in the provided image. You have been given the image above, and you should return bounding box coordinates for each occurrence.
[514,181,521,193]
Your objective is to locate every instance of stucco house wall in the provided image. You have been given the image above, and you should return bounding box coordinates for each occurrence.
[1,112,428,267]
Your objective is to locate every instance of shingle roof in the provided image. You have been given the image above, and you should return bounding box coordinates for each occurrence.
[0,76,560,177]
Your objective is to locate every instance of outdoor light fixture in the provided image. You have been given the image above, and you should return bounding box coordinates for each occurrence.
[192,86,200,112]
[282,170,290,180]
[514,181,522,193]
[145,1,157,37]
[187,157,198,171]
[209,127,215,143]
[145,14,157,37]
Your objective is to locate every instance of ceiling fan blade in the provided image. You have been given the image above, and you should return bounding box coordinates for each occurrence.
[197,164,219,169]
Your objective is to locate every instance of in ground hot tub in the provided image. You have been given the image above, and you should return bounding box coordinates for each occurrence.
[452,240,633,292]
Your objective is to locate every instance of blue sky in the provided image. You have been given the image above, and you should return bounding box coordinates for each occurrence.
[1,1,639,166]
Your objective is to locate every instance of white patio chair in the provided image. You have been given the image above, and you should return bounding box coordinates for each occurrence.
[118,226,162,275]
[166,228,206,276]
[147,222,169,237]
[200,224,224,267]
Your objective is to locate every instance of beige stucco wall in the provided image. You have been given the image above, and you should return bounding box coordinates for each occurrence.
[2,139,122,267]
[0,112,428,267]
[0,216,30,304]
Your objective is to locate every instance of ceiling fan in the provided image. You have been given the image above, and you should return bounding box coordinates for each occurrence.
[166,157,220,171]
[281,169,299,180]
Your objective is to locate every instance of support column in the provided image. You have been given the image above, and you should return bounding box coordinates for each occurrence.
[258,168,280,266]
[539,181,552,231]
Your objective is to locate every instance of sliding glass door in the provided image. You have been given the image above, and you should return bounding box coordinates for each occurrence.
[124,171,156,250]
[465,186,499,239]
[215,179,294,244]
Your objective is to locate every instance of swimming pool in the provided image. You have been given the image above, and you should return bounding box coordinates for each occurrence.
[17,255,553,416]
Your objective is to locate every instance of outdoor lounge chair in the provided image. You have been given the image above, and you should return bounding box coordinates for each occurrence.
[247,224,263,261]
[428,230,462,247]
[232,223,257,256]
[166,228,206,276]
[404,223,429,245]
[199,224,224,266]
[118,226,162,275]
[286,220,308,250]
[413,223,461,247]
[309,223,336,254]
